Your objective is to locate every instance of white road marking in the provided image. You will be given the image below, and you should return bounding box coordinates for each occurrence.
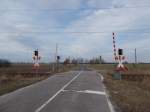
[35,71,82,112]
[62,90,106,95]
[105,93,115,112]
[100,74,104,82]
[97,73,115,112]
[83,90,105,95]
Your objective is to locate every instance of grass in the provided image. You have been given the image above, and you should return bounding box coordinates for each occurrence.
[89,64,150,112]
[0,75,47,96]
[103,73,150,112]
[0,63,77,96]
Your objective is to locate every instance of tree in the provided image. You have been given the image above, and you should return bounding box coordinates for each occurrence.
[63,58,70,65]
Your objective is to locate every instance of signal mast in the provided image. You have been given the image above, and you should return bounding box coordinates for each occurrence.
[33,49,41,74]
[112,32,128,71]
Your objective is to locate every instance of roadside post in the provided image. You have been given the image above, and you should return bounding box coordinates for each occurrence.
[33,50,41,76]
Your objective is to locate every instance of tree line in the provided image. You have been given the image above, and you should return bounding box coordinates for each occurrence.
[63,56,105,65]
[0,59,11,67]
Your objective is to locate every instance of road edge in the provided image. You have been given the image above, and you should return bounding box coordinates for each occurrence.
[97,72,115,112]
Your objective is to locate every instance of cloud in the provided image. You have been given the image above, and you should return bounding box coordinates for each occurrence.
[62,0,150,62]
[87,0,113,8]
[0,0,150,62]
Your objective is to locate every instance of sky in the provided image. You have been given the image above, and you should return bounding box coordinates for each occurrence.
[0,0,150,63]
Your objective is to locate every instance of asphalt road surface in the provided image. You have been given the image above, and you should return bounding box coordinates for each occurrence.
[0,70,114,112]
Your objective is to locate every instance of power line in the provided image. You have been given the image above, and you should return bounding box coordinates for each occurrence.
[1,31,150,34]
[1,27,150,34]
[2,25,149,30]
[1,5,150,11]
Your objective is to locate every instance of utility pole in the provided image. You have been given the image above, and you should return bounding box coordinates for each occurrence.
[55,43,58,71]
[55,43,58,63]
[135,48,137,64]
[55,43,60,72]
[99,56,102,64]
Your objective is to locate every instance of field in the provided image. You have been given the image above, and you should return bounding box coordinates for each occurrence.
[0,63,76,96]
[90,64,150,112]
[89,63,150,71]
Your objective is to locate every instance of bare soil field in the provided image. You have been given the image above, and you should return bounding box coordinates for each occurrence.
[90,64,150,112]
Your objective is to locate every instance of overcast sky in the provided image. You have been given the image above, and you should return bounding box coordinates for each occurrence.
[0,0,150,62]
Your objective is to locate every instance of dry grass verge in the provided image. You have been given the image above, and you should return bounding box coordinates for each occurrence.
[0,63,77,96]
[90,64,150,112]
[103,72,150,112]
[0,74,49,96]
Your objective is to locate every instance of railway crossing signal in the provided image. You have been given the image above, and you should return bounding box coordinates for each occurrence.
[116,49,127,71]
[112,32,128,72]
[56,55,60,71]
[57,56,60,60]
[34,50,38,56]
[33,50,41,74]
[118,49,123,55]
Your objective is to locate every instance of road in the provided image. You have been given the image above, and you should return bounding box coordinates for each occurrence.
[0,69,114,112]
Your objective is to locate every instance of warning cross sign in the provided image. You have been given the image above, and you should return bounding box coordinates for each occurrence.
[32,50,41,72]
